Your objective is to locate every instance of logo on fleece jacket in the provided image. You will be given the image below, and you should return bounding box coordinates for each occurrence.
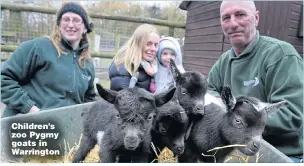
[82,74,91,82]
[243,77,259,87]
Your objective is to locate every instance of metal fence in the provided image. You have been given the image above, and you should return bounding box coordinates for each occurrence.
[1,10,174,51]
[1,3,186,73]
[0,2,186,114]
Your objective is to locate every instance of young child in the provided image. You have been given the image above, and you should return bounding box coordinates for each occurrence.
[154,37,185,94]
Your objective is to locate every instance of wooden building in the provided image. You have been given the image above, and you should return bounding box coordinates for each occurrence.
[179,1,303,76]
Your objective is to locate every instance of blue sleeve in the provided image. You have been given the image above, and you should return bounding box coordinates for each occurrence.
[110,77,131,91]
[108,62,131,91]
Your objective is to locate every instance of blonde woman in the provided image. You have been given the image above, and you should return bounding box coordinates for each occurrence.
[1,2,96,117]
[109,24,160,91]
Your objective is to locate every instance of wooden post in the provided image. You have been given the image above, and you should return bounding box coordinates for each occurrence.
[169,27,174,36]
[10,11,22,44]
[1,3,186,29]
[1,45,116,61]
[115,34,121,52]
[88,31,95,52]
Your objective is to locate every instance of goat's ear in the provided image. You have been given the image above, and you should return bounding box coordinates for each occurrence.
[170,58,181,81]
[260,101,287,114]
[221,85,236,111]
[154,87,176,107]
[96,84,117,104]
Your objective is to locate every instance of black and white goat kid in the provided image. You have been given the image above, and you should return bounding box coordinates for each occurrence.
[72,84,175,163]
[178,85,287,163]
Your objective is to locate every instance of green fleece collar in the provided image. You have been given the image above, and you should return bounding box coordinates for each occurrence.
[229,31,260,59]
[60,37,89,55]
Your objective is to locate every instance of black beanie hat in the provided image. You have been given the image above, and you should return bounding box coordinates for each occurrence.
[57,2,94,33]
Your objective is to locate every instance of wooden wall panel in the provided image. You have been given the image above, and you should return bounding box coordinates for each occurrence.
[184,34,223,44]
[184,1,223,72]
[186,25,223,37]
[186,18,221,30]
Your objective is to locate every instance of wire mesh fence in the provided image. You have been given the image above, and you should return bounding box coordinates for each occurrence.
[1,10,185,48]
[0,4,186,94]
[1,8,185,71]
[0,1,186,114]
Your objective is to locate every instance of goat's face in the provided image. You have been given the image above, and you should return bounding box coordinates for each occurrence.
[96,84,176,150]
[169,59,207,116]
[154,102,189,155]
[221,85,287,156]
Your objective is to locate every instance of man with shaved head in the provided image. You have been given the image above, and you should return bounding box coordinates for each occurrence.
[208,1,303,162]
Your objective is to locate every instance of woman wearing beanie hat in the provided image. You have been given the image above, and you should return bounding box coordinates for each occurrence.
[154,37,185,95]
[1,2,96,117]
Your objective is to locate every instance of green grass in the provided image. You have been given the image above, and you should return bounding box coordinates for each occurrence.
[99,79,110,89]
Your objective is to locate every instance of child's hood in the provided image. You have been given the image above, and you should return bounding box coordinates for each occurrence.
[157,37,184,71]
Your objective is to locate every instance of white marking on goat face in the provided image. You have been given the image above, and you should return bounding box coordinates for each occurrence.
[252,135,262,142]
[96,131,105,146]
[196,100,204,107]
[124,126,141,150]
[125,126,139,138]
[253,102,269,112]
[259,101,287,114]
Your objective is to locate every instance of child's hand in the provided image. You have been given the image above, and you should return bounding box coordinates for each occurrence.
[141,60,150,69]
[151,59,158,72]
[151,59,158,66]
[141,60,157,76]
